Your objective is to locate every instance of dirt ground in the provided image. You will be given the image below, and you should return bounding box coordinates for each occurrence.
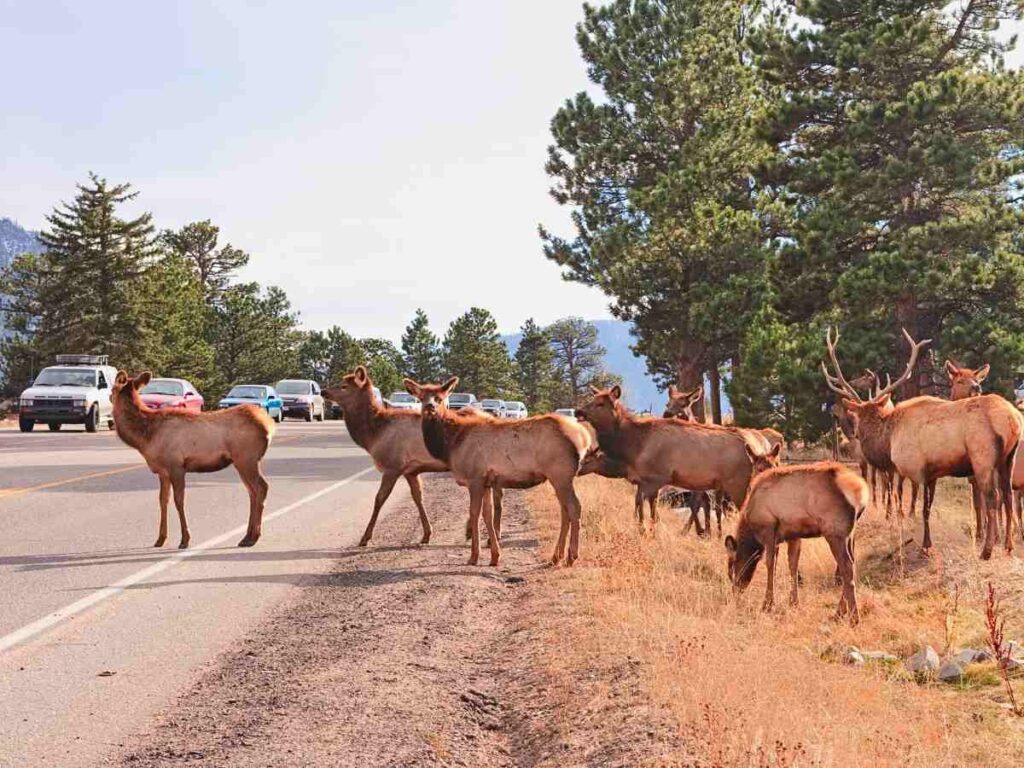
[118,475,684,767]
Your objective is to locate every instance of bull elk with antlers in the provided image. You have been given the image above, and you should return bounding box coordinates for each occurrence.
[823,328,1022,559]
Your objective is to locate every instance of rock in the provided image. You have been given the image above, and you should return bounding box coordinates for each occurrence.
[938,661,964,683]
[862,651,898,663]
[905,646,940,674]
[1004,657,1022,672]
[846,648,865,666]
[974,649,994,663]
[952,648,988,666]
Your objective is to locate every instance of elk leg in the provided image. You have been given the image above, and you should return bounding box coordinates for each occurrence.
[634,486,645,530]
[467,483,484,566]
[787,539,802,606]
[154,474,170,547]
[480,487,500,567]
[170,472,190,549]
[762,531,778,612]
[920,479,934,551]
[1001,455,1014,554]
[970,480,983,543]
[647,493,658,534]
[1016,490,1024,543]
[554,481,583,567]
[895,476,904,518]
[827,536,858,625]
[492,487,504,542]
[237,461,269,547]
[405,474,432,545]
[361,471,400,547]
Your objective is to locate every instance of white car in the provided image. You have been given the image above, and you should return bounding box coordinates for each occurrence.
[555,408,577,420]
[505,401,528,420]
[18,354,118,433]
[275,379,326,421]
[388,392,422,412]
[479,399,507,418]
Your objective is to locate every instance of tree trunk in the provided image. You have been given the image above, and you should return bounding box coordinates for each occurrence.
[895,294,935,399]
[709,364,723,425]
[676,340,707,422]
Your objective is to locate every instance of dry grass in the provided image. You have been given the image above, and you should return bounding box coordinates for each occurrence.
[528,472,1024,767]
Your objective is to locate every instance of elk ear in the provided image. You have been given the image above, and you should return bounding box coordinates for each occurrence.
[115,371,129,387]
[590,384,602,395]
[875,393,892,408]
[975,363,990,382]
[353,366,369,387]
[667,384,680,400]
[724,535,737,554]
[441,376,459,395]
[944,359,959,378]
[841,398,860,412]
[770,442,782,460]
[133,371,151,389]
[610,385,622,401]
[403,378,421,398]
[687,387,704,406]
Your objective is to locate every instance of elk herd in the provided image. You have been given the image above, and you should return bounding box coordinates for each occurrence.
[105,325,1024,628]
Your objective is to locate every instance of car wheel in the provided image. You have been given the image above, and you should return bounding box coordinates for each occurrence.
[85,405,99,433]
[304,408,313,422]
[19,418,34,433]
[317,405,325,422]
[275,408,283,423]
[48,423,62,432]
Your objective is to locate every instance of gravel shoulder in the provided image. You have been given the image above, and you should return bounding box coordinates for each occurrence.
[118,475,682,768]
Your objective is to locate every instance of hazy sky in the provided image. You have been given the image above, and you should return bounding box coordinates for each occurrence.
[3,3,1022,341]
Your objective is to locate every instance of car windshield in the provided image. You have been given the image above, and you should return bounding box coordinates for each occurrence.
[140,380,184,396]
[34,368,96,387]
[482,400,502,407]
[507,403,521,411]
[449,394,472,404]
[389,393,416,403]
[227,386,266,399]
[275,380,310,395]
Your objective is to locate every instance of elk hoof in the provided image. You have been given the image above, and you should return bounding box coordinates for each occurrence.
[468,555,479,566]
[357,538,371,547]
[178,540,190,550]
[420,533,431,545]
[153,537,166,548]
[489,556,500,567]
[237,536,258,548]
[980,547,993,561]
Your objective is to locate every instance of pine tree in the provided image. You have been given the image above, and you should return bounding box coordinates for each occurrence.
[442,307,514,396]
[401,308,442,381]
[547,317,612,407]
[298,327,366,385]
[360,337,404,396]
[161,220,250,302]
[514,318,557,413]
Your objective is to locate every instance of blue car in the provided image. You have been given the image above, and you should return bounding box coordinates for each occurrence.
[218,384,284,422]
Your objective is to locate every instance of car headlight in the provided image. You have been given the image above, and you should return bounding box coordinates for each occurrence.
[20,398,33,407]
[72,399,86,407]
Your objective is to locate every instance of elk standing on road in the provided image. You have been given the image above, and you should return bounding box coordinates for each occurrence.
[322,366,503,548]
[111,371,274,549]
[725,461,869,625]
[824,329,1022,559]
[404,376,590,567]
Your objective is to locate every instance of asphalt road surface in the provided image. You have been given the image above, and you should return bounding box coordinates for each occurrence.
[0,421,387,767]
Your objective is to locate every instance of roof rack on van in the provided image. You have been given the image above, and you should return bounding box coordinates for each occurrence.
[55,354,109,366]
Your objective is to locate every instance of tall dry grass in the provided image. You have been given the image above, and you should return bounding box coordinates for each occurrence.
[528,474,1024,767]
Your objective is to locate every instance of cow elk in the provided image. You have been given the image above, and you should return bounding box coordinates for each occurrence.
[404,376,590,567]
[823,328,1022,559]
[725,462,869,625]
[111,371,274,549]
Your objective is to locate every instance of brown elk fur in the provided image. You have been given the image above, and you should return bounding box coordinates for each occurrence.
[111,371,274,548]
[576,386,760,524]
[825,329,1022,559]
[405,376,590,567]
[725,462,868,624]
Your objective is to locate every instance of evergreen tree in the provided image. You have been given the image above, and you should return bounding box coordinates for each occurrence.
[541,0,772,403]
[360,337,404,396]
[401,308,442,381]
[442,307,514,396]
[298,326,366,385]
[514,318,557,413]
[547,317,611,407]
[161,220,250,302]
[753,0,1024,416]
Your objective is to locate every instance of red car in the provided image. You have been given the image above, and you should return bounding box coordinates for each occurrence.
[138,377,204,412]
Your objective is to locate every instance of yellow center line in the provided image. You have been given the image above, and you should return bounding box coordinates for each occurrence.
[0,430,311,501]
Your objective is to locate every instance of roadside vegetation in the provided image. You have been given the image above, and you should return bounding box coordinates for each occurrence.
[529,474,1024,766]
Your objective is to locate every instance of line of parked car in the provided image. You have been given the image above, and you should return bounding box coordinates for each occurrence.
[384,390,529,419]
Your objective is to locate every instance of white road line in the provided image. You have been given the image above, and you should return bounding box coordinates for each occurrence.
[0,465,377,654]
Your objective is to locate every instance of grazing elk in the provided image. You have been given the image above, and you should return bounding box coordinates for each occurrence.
[322,366,503,547]
[404,376,590,567]
[576,386,762,534]
[111,371,274,549]
[725,462,869,625]
[823,328,1022,559]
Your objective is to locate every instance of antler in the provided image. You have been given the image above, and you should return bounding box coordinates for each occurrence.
[821,327,863,402]
[873,328,932,400]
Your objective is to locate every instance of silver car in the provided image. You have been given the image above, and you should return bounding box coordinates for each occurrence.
[275,379,326,421]
[388,392,422,412]
[480,399,507,418]
[505,401,528,420]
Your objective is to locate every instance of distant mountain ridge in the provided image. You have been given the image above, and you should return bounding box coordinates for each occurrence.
[0,218,42,271]
[501,319,663,412]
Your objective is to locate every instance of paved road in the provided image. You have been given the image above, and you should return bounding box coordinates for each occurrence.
[0,421,390,767]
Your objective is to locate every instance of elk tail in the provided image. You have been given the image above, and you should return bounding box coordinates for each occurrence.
[836,469,870,515]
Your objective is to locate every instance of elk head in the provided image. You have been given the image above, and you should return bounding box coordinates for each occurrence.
[404,376,459,415]
[575,385,624,433]
[664,384,703,420]
[112,370,151,404]
[945,359,988,400]
[323,365,375,411]
[821,326,930,438]
[745,441,782,476]
[724,534,760,590]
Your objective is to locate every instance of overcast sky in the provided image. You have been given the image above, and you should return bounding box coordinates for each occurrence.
[3,2,1022,341]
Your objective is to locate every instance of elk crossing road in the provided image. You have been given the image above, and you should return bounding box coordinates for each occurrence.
[0,421,385,767]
